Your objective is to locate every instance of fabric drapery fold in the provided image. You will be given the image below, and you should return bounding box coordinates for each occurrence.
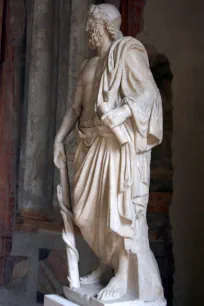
[97,36,163,153]
[73,125,135,265]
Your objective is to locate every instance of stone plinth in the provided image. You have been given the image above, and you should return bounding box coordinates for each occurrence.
[44,295,78,306]
[45,286,167,306]
[45,285,166,306]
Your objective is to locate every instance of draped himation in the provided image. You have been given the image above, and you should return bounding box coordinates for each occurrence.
[73,37,163,265]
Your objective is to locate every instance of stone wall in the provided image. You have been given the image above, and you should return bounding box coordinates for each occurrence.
[17,0,93,221]
[0,0,16,286]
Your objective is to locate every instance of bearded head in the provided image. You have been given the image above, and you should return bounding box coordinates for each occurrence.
[86,4,123,50]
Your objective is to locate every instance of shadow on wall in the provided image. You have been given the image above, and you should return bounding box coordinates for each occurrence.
[147,44,174,306]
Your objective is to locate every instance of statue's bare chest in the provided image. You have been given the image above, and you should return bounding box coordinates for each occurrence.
[81,57,106,87]
[80,57,107,116]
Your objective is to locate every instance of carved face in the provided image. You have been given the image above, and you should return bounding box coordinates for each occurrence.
[86,17,104,50]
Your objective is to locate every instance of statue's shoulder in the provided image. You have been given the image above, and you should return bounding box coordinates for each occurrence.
[108,37,147,69]
[115,36,146,52]
[109,36,147,63]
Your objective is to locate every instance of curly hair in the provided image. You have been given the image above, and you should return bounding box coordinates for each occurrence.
[88,4,123,41]
[106,17,123,41]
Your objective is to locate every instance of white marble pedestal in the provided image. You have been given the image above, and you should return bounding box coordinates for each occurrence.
[44,294,78,306]
[44,284,166,306]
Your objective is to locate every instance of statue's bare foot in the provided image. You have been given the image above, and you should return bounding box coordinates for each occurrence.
[97,273,127,301]
[80,264,106,284]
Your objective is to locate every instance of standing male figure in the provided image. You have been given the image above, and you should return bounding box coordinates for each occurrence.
[54,3,165,303]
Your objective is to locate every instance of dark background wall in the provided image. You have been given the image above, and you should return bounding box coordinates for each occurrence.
[138,1,204,305]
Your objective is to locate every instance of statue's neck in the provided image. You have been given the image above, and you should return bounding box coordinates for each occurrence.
[97,35,113,59]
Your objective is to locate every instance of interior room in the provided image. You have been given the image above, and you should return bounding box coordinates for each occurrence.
[0,0,203,305]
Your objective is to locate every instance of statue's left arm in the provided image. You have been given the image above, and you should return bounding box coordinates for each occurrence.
[102,47,163,151]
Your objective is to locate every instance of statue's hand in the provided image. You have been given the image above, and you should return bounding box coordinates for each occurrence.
[101,105,131,129]
[53,141,66,169]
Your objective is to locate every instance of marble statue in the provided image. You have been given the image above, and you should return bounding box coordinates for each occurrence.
[53,3,166,305]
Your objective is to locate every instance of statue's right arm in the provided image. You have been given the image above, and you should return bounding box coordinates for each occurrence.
[54,60,87,168]
[54,85,83,144]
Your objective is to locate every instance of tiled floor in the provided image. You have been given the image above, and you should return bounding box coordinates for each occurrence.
[0,230,98,306]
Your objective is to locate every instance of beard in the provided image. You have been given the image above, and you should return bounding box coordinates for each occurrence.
[88,25,103,50]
